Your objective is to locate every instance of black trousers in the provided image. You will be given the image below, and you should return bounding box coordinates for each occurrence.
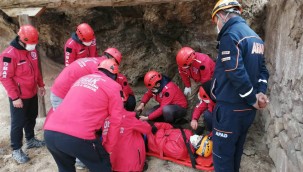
[9,95,38,150]
[44,130,112,172]
[146,104,187,124]
[124,94,136,111]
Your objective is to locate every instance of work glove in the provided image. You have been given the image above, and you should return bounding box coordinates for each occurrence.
[184,87,192,96]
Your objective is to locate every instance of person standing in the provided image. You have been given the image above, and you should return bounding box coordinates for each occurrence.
[64,23,98,66]
[44,59,123,172]
[0,25,46,164]
[210,0,269,171]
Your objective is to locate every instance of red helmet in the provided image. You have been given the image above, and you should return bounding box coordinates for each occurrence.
[104,48,122,64]
[176,47,196,67]
[198,86,213,104]
[18,25,39,44]
[144,70,162,89]
[76,23,95,42]
[98,59,119,74]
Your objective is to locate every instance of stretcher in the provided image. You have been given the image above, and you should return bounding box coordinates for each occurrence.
[147,151,214,171]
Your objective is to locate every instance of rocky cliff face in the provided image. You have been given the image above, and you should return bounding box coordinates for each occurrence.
[2,0,301,171]
[264,0,303,171]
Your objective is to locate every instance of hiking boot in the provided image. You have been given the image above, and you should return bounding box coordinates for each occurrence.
[75,158,86,170]
[26,138,45,149]
[12,149,29,164]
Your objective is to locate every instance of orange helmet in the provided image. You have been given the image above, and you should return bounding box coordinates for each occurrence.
[98,59,119,74]
[104,48,122,64]
[176,47,195,67]
[211,0,242,21]
[76,23,95,42]
[144,70,162,89]
[18,25,39,44]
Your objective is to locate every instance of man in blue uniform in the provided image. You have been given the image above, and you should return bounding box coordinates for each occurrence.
[210,1,270,171]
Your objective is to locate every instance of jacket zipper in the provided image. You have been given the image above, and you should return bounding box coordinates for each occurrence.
[18,83,22,95]
[138,149,141,165]
[26,53,37,95]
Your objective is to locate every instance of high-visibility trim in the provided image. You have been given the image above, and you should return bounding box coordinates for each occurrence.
[214,128,233,134]
[225,36,261,72]
[258,79,267,83]
[239,87,253,98]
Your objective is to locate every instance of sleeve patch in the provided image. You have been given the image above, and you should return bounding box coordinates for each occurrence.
[66,47,72,53]
[222,51,230,55]
[164,92,170,97]
[221,57,231,62]
[3,57,11,63]
[200,65,205,70]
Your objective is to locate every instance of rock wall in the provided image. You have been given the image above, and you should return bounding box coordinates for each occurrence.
[264,0,303,171]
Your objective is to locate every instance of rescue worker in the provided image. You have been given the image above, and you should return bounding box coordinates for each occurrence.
[176,46,215,96]
[190,86,215,133]
[44,59,123,172]
[50,57,104,109]
[64,23,98,66]
[137,70,188,124]
[51,47,135,111]
[0,25,46,164]
[103,48,136,111]
[102,111,151,171]
[210,1,269,171]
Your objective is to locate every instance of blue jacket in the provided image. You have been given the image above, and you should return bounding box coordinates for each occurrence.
[211,16,269,105]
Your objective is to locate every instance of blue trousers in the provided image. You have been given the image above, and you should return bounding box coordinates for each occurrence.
[9,95,38,150]
[44,130,111,172]
[212,102,256,172]
[124,94,136,111]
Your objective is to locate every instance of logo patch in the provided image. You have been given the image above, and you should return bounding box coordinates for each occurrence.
[31,52,37,60]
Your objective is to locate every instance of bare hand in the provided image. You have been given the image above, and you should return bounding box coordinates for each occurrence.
[13,98,23,108]
[191,119,198,130]
[257,93,269,108]
[38,87,46,96]
[139,116,149,121]
[136,103,145,112]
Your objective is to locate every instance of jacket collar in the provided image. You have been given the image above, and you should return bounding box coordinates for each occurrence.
[10,36,26,50]
[71,32,83,44]
[217,16,246,41]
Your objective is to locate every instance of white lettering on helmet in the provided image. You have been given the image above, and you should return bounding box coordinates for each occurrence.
[251,42,264,54]
[215,131,228,138]
[2,62,8,78]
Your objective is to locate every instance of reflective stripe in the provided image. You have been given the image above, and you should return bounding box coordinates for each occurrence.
[258,79,267,84]
[239,87,253,98]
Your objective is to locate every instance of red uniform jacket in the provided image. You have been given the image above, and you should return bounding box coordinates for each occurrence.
[178,53,215,87]
[192,99,215,120]
[44,72,123,153]
[51,57,105,99]
[64,33,98,66]
[103,111,151,171]
[141,82,187,120]
[0,38,44,100]
[116,73,134,101]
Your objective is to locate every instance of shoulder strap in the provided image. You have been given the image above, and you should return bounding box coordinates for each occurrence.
[180,128,196,169]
